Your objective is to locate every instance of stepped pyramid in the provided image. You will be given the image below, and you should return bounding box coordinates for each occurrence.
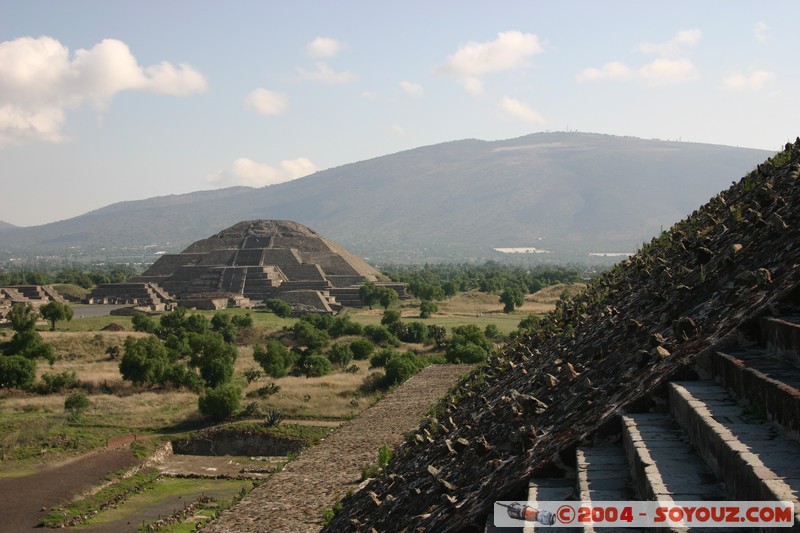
[128,220,394,312]
[320,141,800,531]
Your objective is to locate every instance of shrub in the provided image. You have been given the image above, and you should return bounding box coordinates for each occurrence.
[243,368,264,384]
[384,352,427,386]
[119,336,169,386]
[256,383,280,397]
[370,348,399,368]
[40,370,77,393]
[163,363,203,392]
[484,324,504,342]
[350,339,375,360]
[445,341,488,364]
[363,325,399,346]
[292,321,330,350]
[264,408,285,427]
[419,300,438,319]
[198,384,242,420]
[265,298,293,318]
[300,353,333,377]
[329,315,363,337]
[327,342,353,367]
[0,355,37,389]
[253,340,296,378]
[381,309,401,326]
[64,391,90,420]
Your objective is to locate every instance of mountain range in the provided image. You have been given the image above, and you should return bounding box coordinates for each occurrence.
[0,132,774,264]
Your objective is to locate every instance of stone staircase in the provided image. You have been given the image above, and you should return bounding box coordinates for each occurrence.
[489,316,800,532]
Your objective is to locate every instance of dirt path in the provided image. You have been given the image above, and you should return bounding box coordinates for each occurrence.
[0,445,138,533]
[204,364,469,533]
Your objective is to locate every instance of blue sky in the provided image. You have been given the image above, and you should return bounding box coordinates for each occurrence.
[1,1,798,227]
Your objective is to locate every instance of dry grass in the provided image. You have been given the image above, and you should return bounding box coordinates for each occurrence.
[241,359,380,420]
[40,331,148,362]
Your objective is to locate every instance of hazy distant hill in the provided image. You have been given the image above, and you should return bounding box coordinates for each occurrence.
[0,220,17,230]
[0,132,774,263]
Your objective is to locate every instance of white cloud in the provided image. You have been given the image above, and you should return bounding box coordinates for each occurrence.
[0,36,207,144]
[296,62,356,84]
[399,81,424,97]
[391,124,407,135]
[207,157,319,187]
[438,31,543,93]
[754,21,770,44]
[246,88,289,115]
[577,61,634,82]
[638,28,702,57]
[724,69,775,91]
[305,37,343,59]
[639,58,699,85]
[580,29,701,86]
[501,96,545,123]
[361,90,380,100]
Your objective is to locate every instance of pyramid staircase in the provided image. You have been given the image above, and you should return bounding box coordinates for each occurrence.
[488,316,800,532]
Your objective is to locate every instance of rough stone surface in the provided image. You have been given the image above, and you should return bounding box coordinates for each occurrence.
[203,365,468,532]
[128,220,398,312]
[325,141,800,531]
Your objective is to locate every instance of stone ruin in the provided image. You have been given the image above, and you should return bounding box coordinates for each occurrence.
[90,220,402,314]
[0,285,67,324]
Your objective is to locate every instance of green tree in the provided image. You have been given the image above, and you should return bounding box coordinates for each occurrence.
[500,287,525,313]
[265,298,293,318]
[131,312,157,334]
[189,332,238,388]
[119,336,169,386]
[292,321,330,350]
[445,324,493,364]
[381,309,401,326]
[300,353,333,377]
[378,287,399,310]
[253,340,296,378]
[198,384,242,420]
[8,302,38,332]
[419,300,438,319]
[327,342,353,367]
[359,281,379,310]
[0,355,37,389]
[383,352,427,386]
[6,304,55,364]
[39,301,74,331]
[64,391,90,420]
[349,339,375,360]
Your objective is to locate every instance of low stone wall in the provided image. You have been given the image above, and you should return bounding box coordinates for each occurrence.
[172,428,305,457]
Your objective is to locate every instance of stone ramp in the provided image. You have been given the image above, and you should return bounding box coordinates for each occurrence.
[204,364,469,533]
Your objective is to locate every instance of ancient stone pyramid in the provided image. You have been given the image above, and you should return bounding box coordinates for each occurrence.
[321,142,800,531]
[132,220,383,312]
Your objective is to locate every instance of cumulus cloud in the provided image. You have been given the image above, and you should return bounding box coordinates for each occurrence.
[580,29,701,86]
[577,61,634,82]
[438,31,543,94]
[724,69,775,91]
[305,37,343,59]
[638,28,702,57]
[246,88,289,115]
[639,58,699,85]
[207,157,319,187]
[0,36,207,144]
[295,62,356,84]
[399,81,424,97]
[501,96,545,123]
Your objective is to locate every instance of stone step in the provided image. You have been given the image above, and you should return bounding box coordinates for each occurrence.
[760,316,800,366]
[526,477,578,532]
[576,444,639,533]
[712,348,800,439]
[622,412,727,503]
[668,381,800,525]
